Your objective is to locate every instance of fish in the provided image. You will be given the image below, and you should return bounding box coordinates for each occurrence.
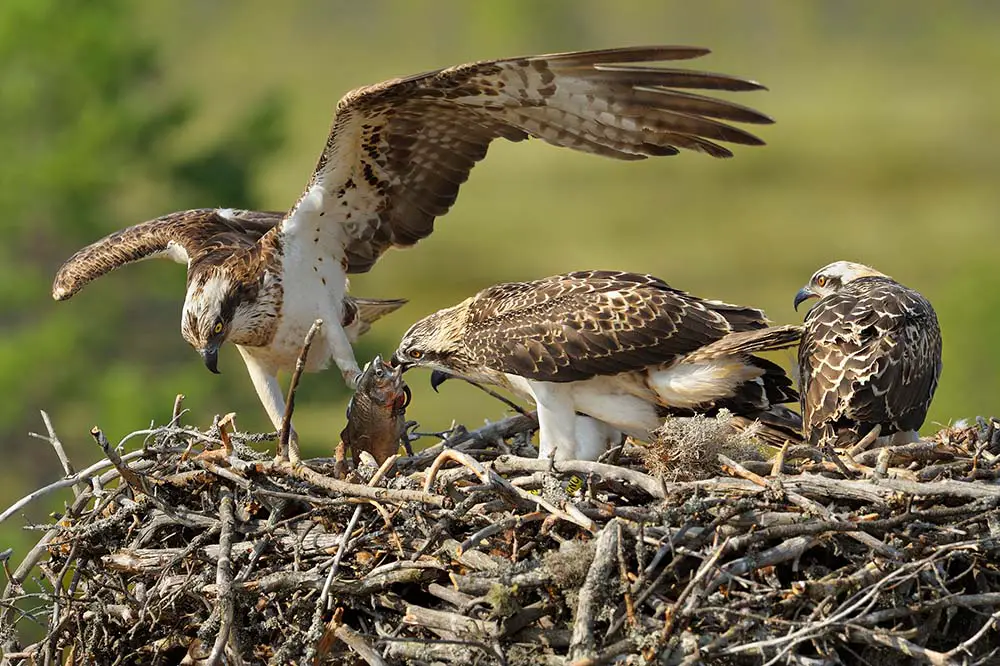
[340,354,410,465]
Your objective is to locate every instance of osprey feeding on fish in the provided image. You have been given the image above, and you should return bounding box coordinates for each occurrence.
[794,261,942,448]
[393,270,801,461]
[53,46,773,460]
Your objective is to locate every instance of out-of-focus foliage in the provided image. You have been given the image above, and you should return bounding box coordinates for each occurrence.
[2,0,999,560]
[0,0,286,557]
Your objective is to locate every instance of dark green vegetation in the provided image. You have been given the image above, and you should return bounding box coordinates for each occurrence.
[2,1,998,559]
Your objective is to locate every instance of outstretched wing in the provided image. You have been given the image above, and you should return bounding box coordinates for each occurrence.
[462,270,769,382]
[52,209,282,300]
[282,46,773,273]
[798,280,942,439]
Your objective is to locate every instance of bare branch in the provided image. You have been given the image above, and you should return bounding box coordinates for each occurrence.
[279,318,323,463]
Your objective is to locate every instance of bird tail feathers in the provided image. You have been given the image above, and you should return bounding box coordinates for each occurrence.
[684,324,803,362]
[729,405,804,447]
[354,297,408,326]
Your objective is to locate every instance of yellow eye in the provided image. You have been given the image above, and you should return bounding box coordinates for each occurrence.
[409,349,423,360]
[816,276,827,288]
[213,322,224,335]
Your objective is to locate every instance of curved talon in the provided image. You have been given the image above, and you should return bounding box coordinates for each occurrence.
[400,421,419,457]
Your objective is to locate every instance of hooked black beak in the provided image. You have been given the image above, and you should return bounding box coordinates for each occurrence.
[793,286,816,312]
[430,370,452,393]
[200,345,221,374]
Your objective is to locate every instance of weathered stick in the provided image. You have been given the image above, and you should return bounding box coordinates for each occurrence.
[0,450,153,525]
[724,454,902,559]
[436,454,666,499]
[29,411,85,498]
[569,520,620,661]
[666,538,730,640]
[706,535,820,592]
[855,592,1000,626]
[318,455,398,611]
[90,427,145,492]
[383,639,482,663]
[427,449,597,532]
[333,623,387,666]
[206,487,236,666]
[171,394,186,424]
[846,626,952,666]
[199,562,442,597]
[267,460,446,507]
[944,608,1000,660]
[401,414,537,467]
[278,318,323,463]
[424,448,491,492]
[403,603,500,638]
[459,511,544,555]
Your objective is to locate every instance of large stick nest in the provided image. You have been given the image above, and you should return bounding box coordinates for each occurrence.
[2,410,1000,665]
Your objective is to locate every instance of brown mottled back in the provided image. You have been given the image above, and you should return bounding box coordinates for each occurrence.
[799,277,942,445]
[455,271,771,382]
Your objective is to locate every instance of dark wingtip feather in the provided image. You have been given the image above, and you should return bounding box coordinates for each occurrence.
[52,248,99,301]
[632,87,775,125]
[543,45,713,65]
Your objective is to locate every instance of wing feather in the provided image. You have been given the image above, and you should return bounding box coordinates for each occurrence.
[52,209,281,300]
[280,46,773,273]
[461,270,768,382]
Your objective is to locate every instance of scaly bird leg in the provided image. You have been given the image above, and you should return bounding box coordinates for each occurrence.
[326,318,362,389]
[819,426,854,478]
[238,347,299,462]
[530,382,579,462]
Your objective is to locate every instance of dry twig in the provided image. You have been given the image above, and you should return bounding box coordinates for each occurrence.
[3,411,1000,664]
[278,318,323,463]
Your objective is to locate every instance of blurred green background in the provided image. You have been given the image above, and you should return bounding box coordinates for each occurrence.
[2,0,998,569]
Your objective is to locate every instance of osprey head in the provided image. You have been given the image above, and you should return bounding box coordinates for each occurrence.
[181,267,259,374]
[794,261,888,311]
[391,308,473,377]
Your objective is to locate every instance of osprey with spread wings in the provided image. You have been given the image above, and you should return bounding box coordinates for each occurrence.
[53,46,773,460]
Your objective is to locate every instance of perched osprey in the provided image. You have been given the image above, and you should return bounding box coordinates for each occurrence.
[393,270,801,460]
[53,46,773,459]
[794,261,942,448]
